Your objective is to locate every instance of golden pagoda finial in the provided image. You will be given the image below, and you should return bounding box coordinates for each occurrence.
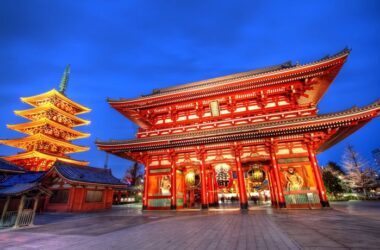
[59,64,71,95]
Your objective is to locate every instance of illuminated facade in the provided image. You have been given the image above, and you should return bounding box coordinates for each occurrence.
[97,49,380,210]
[0,66,91,171]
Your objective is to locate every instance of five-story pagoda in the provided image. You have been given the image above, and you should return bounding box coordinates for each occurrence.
[0,65,91,171]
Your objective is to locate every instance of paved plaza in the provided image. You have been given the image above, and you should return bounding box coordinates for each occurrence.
[1,201,380,249]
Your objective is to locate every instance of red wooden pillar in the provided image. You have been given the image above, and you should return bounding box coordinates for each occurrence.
[234,146,248,209]
[266,167,277,207]
[170,153,177,210]
[78,187,85,211]
[183,170,187,208]
[207,172,213,205]
[68,187,76,212]
[196,147,208,209]
[213,170,219,206]
[268,168,279,207]
[270,145,286,208]
[307,143,329,207]
[142,156,150,210]
[199,150,208,209]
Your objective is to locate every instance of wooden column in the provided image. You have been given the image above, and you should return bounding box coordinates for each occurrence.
[43,194,50,211]
[208,172,215,206]
[13,195,26,228]
[268,168,279,207]
[142,155,150,210]
[266,168,277,207]
[68,187,76,212]
[270,144,286,208]
[78,188,85,211]
[1,196,10,223]
[30,194,40,226]
[197,148,208,209]
[103,188,108,209]
[234,146,248,209]
[143,158,149,210]
[170,153,177,210]
[307,143,329,207]
[213,170,219,206]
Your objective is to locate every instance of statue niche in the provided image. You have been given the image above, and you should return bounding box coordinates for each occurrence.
[284,167,304,191]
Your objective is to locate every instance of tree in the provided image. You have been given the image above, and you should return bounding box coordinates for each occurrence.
[322,161,347,198]
[325,161,345,175]
[341,145,376,197]
[122,162,144,186]
[322,167,345,198]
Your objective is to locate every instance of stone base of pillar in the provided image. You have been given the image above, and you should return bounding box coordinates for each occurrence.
[170,204,176,210]
[142,205,147,210]
[240,203,248,209]
[279,202,286,208]
[321,200,330,207]
[201,204,209,209]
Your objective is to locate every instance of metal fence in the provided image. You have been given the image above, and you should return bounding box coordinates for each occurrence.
[17,209,34,227]
[0,209,35,228]
[0,211,17,227]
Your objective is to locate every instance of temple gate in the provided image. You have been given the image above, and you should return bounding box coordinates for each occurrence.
[97,49,380,210]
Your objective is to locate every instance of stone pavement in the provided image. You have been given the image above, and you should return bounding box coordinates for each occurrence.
[0,202,380,249]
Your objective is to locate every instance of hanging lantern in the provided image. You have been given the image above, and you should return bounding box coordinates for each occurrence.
[214,163,233,188]
[251,169,265,182]
[185,170,200,189]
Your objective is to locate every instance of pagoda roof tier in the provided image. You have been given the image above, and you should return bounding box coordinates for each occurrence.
[2,151,88,166]
[15,103,90,127]
[7,118,90,140]
[108,49,350,127]
[21,89,91,115]
[97,99,380,154]
[0,133,89,153]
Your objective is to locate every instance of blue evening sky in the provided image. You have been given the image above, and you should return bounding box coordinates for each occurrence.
[0,0,379,178]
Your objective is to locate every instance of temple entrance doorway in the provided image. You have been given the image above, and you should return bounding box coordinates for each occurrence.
[183,168,201,209]
[213,163,240,209]
[244,162,272,209]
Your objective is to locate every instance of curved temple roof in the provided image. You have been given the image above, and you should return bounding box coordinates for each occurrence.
[14,103,90,127]
[97,99,380,153]
[7,118,90,140]
[21,89,91,115]
[2,151,89,166]
[106,48,351,129]
[52,161,125,186]
[0,133,89,153]
[108,48,350,104]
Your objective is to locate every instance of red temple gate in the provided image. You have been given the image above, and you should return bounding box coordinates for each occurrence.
[97,49,380,210]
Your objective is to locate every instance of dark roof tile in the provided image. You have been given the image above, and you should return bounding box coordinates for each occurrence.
[54,162,125,186]
[0,159,25,173]
[0,183,38,196]
[0,172,46,187]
